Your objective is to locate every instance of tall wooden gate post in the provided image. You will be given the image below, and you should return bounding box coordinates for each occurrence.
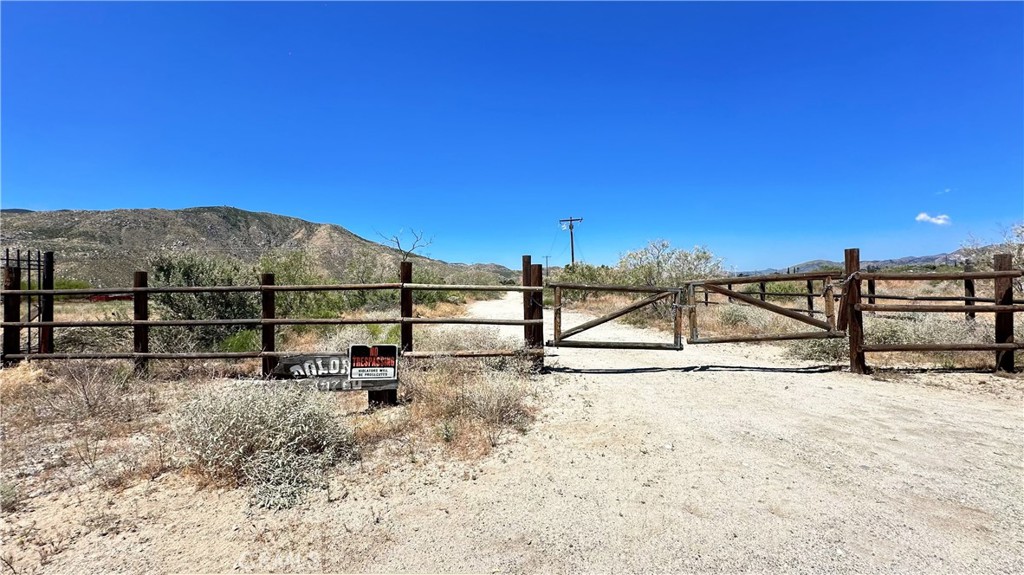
[399,261,413,355]
[3,267,22,366]
[368,262,408,407]
[40,252,55,354]
[522,255,532,346]
[529,263,544,370]
[260,273,277,378]
[845,248,867,374]
[993,254,1014,372]
[133,271,149,374]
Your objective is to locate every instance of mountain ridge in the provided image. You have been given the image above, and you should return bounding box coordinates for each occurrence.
[0,206,516,287]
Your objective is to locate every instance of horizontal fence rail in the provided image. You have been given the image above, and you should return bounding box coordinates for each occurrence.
[843,250,1019,374]
[2,257,549,405]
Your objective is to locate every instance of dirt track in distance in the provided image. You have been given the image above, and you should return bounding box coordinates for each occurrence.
[11,293,1023,573]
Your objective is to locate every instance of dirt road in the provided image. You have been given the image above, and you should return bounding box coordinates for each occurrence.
[15,293,1024,573]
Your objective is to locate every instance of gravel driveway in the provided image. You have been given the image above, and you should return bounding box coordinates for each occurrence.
[24,293,1024,573]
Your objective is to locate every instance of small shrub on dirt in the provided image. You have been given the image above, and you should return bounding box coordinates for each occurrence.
[0,480,25,512]
[243,450,329,510]
[789,336,849,363]
[399,357,538,450]
[1,361,141,427]
[173,384,355,508]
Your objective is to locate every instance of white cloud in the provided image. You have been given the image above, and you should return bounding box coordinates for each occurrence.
[915,212,951,225]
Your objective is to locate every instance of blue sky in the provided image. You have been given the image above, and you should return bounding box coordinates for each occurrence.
[2,2,1022,271]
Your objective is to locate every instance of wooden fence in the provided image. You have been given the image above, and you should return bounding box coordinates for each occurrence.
[2,248,1021,378]
[1,257,546,403]
[840,249,1022,373]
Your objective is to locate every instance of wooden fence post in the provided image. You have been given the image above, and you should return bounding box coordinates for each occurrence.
[553,286,562,343]
[806,279,815,317]
[727,283,733,303]
[867,278,876,306]
[964,260,976,321]
[40,252,54,354]
[133,271,149,374]
[400,261,413,354]
[759,281,766,302]
[823,278,836,330]
[687,284,698,344]
[845,249,867,374]
[530,263,544,370]
[260,273,277,378]
[3,266,22,365]
[522,255,532,346]
[994,254,1014,372]
[369,262,409,407]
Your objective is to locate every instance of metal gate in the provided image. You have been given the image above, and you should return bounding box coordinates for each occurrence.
[685,271,845,344]
[546,283,686,350]
[546,271,846,350]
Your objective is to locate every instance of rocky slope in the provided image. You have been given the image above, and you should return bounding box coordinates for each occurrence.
[0,207,516,287]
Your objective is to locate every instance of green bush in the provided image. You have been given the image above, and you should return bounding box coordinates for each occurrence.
[220,329,260,353]
[555,263,616,302]
[740,281,807,302]
[258,251,347,319]
[412,266,463,306]
[149,253,260,350]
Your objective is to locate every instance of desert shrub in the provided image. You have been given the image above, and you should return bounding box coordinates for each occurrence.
[789,336,849,363]
[555,263,617,302]
[258,251,347,319]
[339,247,398,310]
[173,383,355,507]
[716,304,776,331]
[617,240,724,287]
[412,266,463,306]
[0,480,24,512]
[741,281,807,303]
[3,361,139,424]
[719,304,751,327]
[789,313,997,365]
[961,221,1023,296]
[311,323,402,352]
[220,329,260,353]
[242,450,327,510]
[149,253,260,350]
[615,240,725,321]
[400,356,538,448]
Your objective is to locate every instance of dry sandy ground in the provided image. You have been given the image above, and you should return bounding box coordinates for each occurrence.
[3,293,1022,573]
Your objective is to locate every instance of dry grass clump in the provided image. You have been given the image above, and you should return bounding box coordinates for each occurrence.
[349,327,539,459]
[1,360,173,510]
[400,356,538,450]
[789,312,1020,369]
[1,361,152,429]
[172,383,356,509]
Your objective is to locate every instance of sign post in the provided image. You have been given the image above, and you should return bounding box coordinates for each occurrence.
[272,344,400,395]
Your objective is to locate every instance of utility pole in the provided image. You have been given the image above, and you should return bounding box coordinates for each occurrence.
[560,217,583,266]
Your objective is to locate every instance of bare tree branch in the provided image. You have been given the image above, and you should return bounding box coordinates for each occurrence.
[377,229,434,262]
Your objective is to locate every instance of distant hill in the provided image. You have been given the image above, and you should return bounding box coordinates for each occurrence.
[741,248,1005,276]
[0,206,516,287]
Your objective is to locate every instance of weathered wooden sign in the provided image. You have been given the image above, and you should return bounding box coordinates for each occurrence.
[272,345,399,391]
